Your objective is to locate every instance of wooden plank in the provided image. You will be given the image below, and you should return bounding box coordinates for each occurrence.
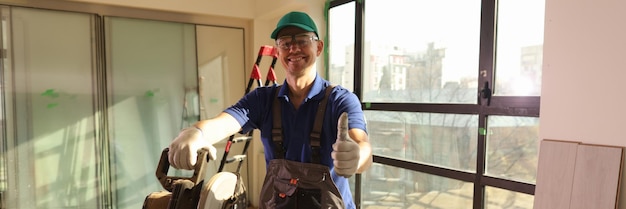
[570,144,624,209]
[533,139,579,209]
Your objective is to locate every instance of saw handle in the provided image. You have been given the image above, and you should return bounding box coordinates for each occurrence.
[156,148,209,192]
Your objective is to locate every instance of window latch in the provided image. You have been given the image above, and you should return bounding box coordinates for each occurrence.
[480,81,492,106]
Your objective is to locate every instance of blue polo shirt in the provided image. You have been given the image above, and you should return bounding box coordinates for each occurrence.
[224,75,367,209]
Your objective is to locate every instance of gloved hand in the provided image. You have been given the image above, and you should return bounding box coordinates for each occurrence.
[168,126,217,170]
[331,112,360,178]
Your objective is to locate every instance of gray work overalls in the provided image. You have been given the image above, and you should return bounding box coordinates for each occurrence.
[259,86,345,209]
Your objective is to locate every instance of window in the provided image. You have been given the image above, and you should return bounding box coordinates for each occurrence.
[362,0,481,104]
[328,1,356,92]
[328,0,542,208]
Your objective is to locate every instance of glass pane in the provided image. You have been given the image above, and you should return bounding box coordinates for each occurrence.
[494,0,544,96]
[485,186,534,209]
[486,116,540,183]
[329,2,355,92]
[362,163,473,208]
[196,24,248,181]
[365,111,478,172]
[196,25,245,120]
[105,17,198,209]
[6,7,98,209]
[363,0,481,103]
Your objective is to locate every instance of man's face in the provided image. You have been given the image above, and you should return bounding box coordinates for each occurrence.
[275,26,323,75]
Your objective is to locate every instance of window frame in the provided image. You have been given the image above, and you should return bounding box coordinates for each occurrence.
[327,0,541,208]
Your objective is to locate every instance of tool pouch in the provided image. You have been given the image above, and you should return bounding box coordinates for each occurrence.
[259,159,344,209]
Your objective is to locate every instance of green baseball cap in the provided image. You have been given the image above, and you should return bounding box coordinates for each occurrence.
[270,11,319,39]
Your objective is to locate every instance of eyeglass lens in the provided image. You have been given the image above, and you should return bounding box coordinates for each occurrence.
[276,34,317,49]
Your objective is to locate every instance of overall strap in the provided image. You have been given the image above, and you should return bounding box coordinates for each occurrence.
[309,85,334,163]
[271,87,285,158]
[271,85,335,164]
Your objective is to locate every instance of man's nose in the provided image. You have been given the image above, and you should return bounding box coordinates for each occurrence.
[287,41,301,51]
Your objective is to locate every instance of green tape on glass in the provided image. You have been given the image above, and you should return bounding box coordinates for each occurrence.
[145,90,154,97]
[41,89,59,98]
[47,103,58,109]
[479,128,487,136]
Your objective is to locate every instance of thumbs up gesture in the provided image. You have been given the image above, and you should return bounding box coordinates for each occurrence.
[332,112,360,178]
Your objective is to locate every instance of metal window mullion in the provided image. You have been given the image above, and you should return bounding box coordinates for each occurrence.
[92,14,113,209]
[474,114,488,209]
[354,0,364,99]
[481,176,535,195]
[373,155,475,182]
[354,1,364,208]
[475,0,497,206]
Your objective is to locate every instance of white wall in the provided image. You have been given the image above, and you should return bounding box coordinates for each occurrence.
[540,0,626,206]
[541,0,626,148]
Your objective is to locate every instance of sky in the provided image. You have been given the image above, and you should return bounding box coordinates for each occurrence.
[329,0,545,85]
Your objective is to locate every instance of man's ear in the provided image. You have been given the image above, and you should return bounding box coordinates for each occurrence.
[316,40,324,56]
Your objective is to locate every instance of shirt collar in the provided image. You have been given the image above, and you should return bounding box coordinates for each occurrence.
[278,73,329,102]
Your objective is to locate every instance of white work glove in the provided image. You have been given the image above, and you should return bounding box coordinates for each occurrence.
[168,126,217,170]
[331,112,360,178]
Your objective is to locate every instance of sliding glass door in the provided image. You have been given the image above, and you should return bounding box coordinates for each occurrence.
[1,7,100,209]
[104,16,198,209]
[0,6,246,209]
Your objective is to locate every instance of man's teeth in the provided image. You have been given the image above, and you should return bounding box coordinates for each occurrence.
[290,57,303,61]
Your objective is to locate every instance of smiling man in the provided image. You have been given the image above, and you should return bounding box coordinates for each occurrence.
[168,11,372,209]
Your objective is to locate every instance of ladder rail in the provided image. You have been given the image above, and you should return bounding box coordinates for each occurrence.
[218,45,278,173]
